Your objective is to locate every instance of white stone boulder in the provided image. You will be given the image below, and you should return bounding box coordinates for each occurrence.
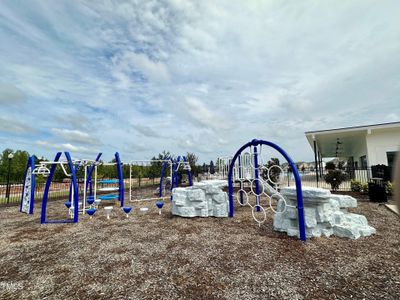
[171,180,229,218]
[273,187,376,239]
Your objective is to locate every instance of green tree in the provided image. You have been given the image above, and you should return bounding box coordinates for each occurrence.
[186,152,199,176]
[209,161,215,174]
[261,158,281,185]
[324,170,348,191]
[325,161,336,171]
[0,149,30,182]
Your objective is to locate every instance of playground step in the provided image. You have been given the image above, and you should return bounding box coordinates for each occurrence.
[98,179,119,184]
[97,187,119,192]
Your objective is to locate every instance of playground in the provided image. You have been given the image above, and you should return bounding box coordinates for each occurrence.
[0,194,399,299]
[1,139,399,299]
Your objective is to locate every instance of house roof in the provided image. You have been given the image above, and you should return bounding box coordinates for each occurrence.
[304,121,400,157]
[305,121,400,135]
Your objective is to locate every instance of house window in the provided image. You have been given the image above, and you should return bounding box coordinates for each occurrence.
[387,151,397,169]
[360,155,368,168]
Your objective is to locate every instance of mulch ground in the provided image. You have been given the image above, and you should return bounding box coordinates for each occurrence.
[0,192,399,299]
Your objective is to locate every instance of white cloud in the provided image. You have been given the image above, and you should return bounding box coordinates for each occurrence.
[133,124,163,138]
[0,83,25,104]
[111,51,170,87]
[184,97,232,130]
[1,1,400,163]
[36,140,97,155]
[51,128,99,145]
[0,117,34,134]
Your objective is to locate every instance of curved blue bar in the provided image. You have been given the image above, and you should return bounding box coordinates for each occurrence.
[238,156,244,205]
[65,152,79,223]
[115,152,124,207]
[159,161,168,197]
[227,139,306,241]
[41,152,62,224]
[253,145,260,211]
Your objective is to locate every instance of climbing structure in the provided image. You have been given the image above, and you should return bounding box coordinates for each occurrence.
[227,139,306,241]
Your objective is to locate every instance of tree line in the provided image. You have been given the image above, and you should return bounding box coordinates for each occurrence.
[0,148,219,183]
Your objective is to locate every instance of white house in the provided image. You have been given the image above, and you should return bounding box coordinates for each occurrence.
[305,122,400,180]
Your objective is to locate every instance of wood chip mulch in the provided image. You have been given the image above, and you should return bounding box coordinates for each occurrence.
[0,193,399,299]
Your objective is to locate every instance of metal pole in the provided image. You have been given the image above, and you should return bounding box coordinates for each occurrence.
[253,146,260,211]
[313,140,319,187]
[94,165,97,200]
[83,165,87,213]
[129,164,132,202]
[6,157,12,204]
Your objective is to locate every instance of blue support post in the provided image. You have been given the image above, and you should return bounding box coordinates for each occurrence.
[65,152,79,223]
[253,145,260,211]
[115,152,124,207]
[238,156,244,205]
[41,152,62,224]
[159,161,168,197]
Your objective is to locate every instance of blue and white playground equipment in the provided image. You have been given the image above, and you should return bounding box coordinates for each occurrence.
[94,152,125,208]
[170,156,193,193]
[227,139,306,241]
[39,152,80,224]
[20,151,124,224]
[20,156,36,214]
[128,159,173,204]
[128,156,193,212]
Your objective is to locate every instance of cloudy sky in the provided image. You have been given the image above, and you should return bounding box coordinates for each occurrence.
[1,0,399,163]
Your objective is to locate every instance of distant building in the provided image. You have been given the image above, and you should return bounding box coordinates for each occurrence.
[305,122,400,177]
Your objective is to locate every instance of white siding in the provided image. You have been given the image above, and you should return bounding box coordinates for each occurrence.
[366,128,400,166]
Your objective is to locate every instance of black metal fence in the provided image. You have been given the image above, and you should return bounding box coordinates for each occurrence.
[0,166,391,205]
[0,181,78,206]
[284,167,376,191]
[0,178,163,206]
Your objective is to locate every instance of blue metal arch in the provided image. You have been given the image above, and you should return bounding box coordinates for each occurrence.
[159,160,171,198]
[20,156,36,214]
[115,152,124,207]
[171,156,181,191]
[41,152,79,224]
[227,139,306,241]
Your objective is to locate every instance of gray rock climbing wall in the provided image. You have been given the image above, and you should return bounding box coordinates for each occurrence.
[273,187,376,239]
[171,180,229,217]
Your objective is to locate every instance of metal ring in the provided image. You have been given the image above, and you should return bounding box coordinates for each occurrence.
[267,165,285,185]
[251,205,267,224]
[269,193,287,214]
[250,178,265,196]
[236,189,249,206]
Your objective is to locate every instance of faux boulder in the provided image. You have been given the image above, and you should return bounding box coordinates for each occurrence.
[171,180,229,218]
[273,187,376,239]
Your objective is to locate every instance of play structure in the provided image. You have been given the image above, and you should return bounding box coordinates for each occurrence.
[128,159,172,203]
[227,139,306,241]
[20,152,125,223]
[127,156,193,212]
[19,151,194,223]
[94,152,124,207]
